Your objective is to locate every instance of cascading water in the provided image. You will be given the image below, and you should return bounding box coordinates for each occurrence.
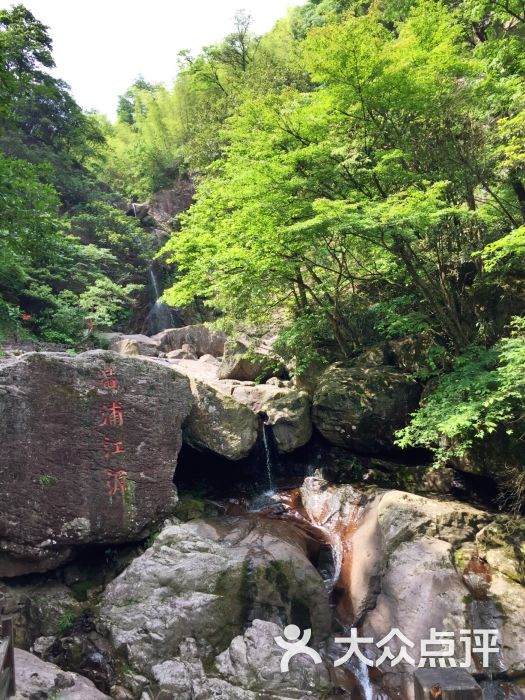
[147,264,161,300]
[130,203,183,334]
[262,423,275,493]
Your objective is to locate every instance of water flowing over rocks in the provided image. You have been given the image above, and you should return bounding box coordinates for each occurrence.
[165,345,313,456]
[105,325,428,459]
[297,479,525,699]
[0,350,191,576]
[2,326,523,700]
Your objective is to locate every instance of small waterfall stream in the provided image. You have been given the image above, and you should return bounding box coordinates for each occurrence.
[262,423,275,493]
[246,477,375,699]
[130,203,183,334]
[147,264,162,300]
[144,263,183,333]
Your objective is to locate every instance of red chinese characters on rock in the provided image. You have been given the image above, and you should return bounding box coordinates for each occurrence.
[97,367,128,498]
[105,468,127,496]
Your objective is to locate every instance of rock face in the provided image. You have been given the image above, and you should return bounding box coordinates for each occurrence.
[183,377,259,460]
[107,334,159,357]
[302,481,525,700]
[147,179,194,227]
[152,324,226,358]
[100,517,332,699]
[312,363,421,453]
[0,350,192,576]
[170,356,313,456]
[13,648,111,699]
[230,384,312,453]
[149,622,331,700]
[218,334,284,382]
[0,580,82,648]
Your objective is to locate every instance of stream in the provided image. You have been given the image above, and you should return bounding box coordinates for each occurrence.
[177,428,383,699]
[175,427,524,700]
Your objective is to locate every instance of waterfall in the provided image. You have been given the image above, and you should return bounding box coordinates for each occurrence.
[147,264,162,301]
[262,423,275,493]
[130,202,183,334]
[143,262,184,334]
[350,652,374,700]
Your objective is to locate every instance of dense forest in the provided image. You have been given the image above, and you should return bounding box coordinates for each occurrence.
[1,0,525,502]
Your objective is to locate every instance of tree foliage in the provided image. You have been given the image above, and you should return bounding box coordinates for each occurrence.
[2,0,525,470]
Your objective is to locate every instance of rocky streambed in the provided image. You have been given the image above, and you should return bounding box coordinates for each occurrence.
[0,327,524,699]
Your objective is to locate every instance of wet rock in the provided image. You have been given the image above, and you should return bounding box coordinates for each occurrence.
[151,324,226,358]
[45,611,118,694]
[13,648,110,699]
[312,363,421,454]
[100,517,332,683]
[215,619,331,697]
[219,334,285,382]
[0,350,192,576]
[470,520,525,675]
[315,486,523,699]
[164,351,312,455]
[183,377,259,460]
[231,384,312,453]
[128,202,149,221]
[0,581,81,648]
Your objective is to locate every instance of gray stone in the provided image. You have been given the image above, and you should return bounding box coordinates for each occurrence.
[151,324,226,358]
[183,377,259,460]
[108,334,159,357]
[100,518,331,677]
[0,350,192,576]
[218,334,285,382]
[12,648,111,699]
[0,580,81,647]
[312,363,421,453]
[231,384,312,453]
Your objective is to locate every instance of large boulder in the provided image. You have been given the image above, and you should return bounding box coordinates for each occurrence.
[150,623,331,700]
[231,384,312,453]
[107,334,159,357]
[218,334,285,382]
[214,619,331,699]
[0,350,192,576]
[183,377,259,460]
[100,517,333,698]
[300,479,524,700]
[172,357,312,456]
[13,648,111,699]
[312,363,422,453]
[360,492,525,698]
[152,324,226,358]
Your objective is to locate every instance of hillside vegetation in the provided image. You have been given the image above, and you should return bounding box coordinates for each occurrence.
[1,0,525,487]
